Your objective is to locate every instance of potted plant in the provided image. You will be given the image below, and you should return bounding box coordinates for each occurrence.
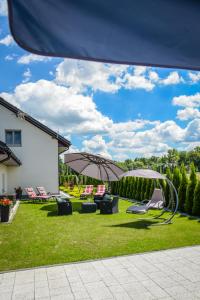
[15,186,23,200]
[0,198,12,222]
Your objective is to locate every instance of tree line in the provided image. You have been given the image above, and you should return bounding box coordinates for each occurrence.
[118,147,200,172]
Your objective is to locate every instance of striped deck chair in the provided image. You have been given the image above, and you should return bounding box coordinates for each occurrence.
[80,185,94,199]
[25,187,51,201]
[37,186,60,198]
[95,185,106,197]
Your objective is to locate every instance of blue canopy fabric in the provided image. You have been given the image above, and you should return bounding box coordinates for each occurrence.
[8,0,200,70]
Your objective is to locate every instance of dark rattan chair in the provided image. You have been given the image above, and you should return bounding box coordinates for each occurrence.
[100,196,119,214]
[56,197,72,215]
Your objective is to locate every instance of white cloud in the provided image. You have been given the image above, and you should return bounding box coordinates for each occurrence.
[172,93,200,120]
[149,71,159,82]
[172,93,200,108]
[22,68,32,83]
[0,79,113,136]
[161,71,182,85]
[184,119,200,142]
[0,35,14,46]
[5,54,14,61]
[0,0,7,16]
[55,59,128,93]
[188,72,200,83]
[177,108,200,120]
[17,54,52,64]
[134,66,147,76]
[123,72,155,91]
[82,135,112,159]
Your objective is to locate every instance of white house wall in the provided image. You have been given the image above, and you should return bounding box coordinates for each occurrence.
[0,105,59,194]
[0,164,7,194]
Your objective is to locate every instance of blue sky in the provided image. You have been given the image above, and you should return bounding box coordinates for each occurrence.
[0,0,200,160]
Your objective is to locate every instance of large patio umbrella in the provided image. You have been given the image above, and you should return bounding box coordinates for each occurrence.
[120,169,178,224]
[64,152,124,182]
[7,0,200,70]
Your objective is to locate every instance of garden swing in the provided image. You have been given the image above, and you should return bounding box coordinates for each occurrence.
[121,169,178,225]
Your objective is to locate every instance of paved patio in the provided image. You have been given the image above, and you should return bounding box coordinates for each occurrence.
[1,246,200,300]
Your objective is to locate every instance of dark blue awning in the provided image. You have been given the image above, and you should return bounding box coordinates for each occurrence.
[8,0,200,70]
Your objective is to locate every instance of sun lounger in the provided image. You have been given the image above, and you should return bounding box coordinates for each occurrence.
[94,185,106,197]
[25,187,51,201]
[80,185,94,199]
[127,188,164,214]
[37,186,60,197]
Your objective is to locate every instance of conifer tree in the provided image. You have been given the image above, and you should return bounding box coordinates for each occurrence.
[144,179,151,200]
[192,180,200,216]
[135,178,143,200]
[173,167,182,192]
[165,167,173,206]
[184,163,197,214]
[178,164,188,211]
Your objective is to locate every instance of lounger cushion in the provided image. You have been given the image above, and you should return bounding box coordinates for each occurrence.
[126,205,148,214]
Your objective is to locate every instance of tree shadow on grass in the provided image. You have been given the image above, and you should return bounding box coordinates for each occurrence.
[72,201,82,213]
[107,219,162,230]
[40,202,83,216]
[40,203,58,216]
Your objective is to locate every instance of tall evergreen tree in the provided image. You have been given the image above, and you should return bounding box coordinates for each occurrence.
[135,178,143,200]
[165,167,173,207]
[141,179,147,200]
[184,163,197,214]
[192,181,200,216]
[144,179,151,200]
[178,164,188,212]
[173,167,182,191]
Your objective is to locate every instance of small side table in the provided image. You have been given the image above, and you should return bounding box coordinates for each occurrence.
[82,202,97,213]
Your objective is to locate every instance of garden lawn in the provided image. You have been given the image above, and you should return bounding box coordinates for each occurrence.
[0,199,200,272]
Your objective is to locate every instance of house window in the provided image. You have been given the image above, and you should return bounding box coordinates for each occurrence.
[5,130,22,146]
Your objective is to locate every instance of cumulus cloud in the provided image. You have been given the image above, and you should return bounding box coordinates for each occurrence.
[149,71,159,82]
[55,59,128,93]
[22,68,32,83]
[161,71,182,85]
[0,79,113,135]
[0,0,7,16]
[82,135,112,159]
[18,54,52,64]
[0,35,14,46]
[173,93,200,108]
[123,72,155,91]
[55,60,185,93]
[172,93,200,120]
[177,108,200,121]
[188,72,200,83]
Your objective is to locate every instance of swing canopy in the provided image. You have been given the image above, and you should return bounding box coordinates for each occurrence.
[120,169,178,224]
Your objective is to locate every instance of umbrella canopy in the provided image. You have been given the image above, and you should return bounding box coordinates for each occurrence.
[121,169,166,180]
[8,0,200,70]
[64,152,124,181]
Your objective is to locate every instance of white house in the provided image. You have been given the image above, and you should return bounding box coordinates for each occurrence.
[0,97,71,196]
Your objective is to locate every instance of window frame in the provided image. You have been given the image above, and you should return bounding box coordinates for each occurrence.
[5,130,22,147]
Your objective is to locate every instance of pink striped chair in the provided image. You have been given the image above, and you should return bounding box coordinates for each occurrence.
[37,186,60,197]
[80,185,94,199]
[25,187,51,201]
[95,185,106,197]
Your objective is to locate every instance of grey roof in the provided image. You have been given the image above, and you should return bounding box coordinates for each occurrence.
[0,97,71,149]
[0,141,21,166]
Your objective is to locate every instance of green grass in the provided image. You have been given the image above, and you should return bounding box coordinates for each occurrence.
[0,199,200,272]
